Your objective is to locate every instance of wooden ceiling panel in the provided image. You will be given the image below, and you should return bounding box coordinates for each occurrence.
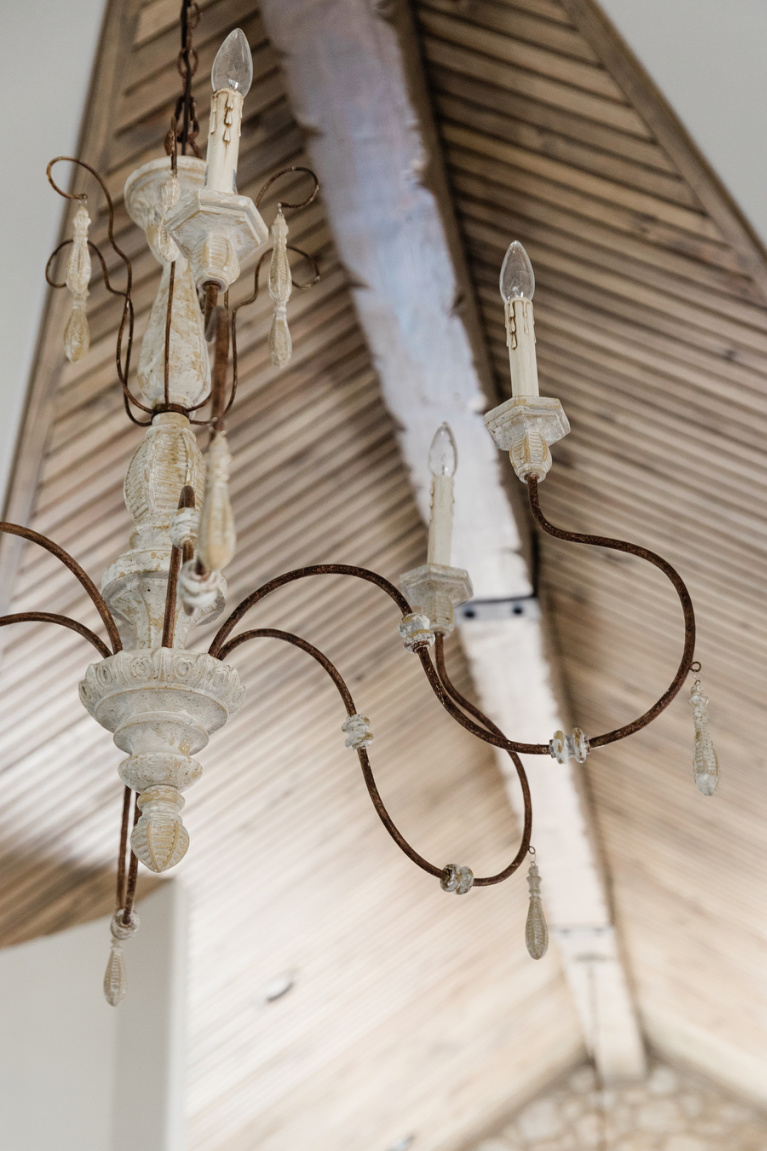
[413,0,767,1103]
[0,1,584,1148]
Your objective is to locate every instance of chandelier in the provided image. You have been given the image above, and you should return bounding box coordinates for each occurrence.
[6,2,719,1005]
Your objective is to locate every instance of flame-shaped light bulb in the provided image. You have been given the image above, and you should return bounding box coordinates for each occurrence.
[211,28,253,95]
[429,422,457,477]
[500,240,535,302]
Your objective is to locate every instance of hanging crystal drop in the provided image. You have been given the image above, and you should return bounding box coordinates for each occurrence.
[64,300,90,363]
[63,203,92,363]
[690,678,720,795]
[102,909,140,1006]
[268,207,292,369]
[525,859,548,960]
[103,940,127,1006]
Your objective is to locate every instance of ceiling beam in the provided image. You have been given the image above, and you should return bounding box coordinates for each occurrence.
[258,0,645,1082]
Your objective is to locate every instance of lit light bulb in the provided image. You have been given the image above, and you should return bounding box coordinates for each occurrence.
[211,28,253,95]
[428,423,457,478]
[500,240,535,302]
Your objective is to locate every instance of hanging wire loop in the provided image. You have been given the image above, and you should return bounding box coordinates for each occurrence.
[46,156,141,423]
[255,166,320,211]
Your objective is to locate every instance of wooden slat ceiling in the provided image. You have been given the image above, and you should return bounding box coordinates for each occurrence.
[0,1,584,1150]
[413,0,767,1101]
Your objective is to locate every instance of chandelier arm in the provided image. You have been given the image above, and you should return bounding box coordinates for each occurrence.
[218,625,441,878]
[433,633,548,752]
[216,628,354,707]
[0,611,112,659]
[116,786,131,907]
[121,801,141,926]
[526,476,696,747]
[218,626,527,885]
[0,524,122,653]
[415,646,542,755]
[415,648,534,882]
[431,636,534,881]
[115,786,135,913]
[208,565,412,659]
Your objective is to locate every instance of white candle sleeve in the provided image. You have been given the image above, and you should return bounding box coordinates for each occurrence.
[206,88,244,194]
[505,297,539,398]
[427,474,454,566]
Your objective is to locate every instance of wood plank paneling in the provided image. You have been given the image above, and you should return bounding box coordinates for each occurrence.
[0,2,583,1150]
[414,0,767,1107]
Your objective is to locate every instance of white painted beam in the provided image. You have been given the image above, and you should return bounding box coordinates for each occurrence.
[258,0,645,1082]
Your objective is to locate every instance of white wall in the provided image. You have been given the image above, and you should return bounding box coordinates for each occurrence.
[0,883,188,1151]
[600,0,767,248]
[0,0,107,511]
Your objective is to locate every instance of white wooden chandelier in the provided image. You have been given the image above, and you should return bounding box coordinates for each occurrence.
[7,5,719,1005]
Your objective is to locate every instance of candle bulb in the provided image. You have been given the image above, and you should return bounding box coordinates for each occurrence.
[427,423,457,566]
[206,28,253,194]
[500,240,539,398]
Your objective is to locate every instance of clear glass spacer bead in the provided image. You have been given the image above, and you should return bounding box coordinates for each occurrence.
[441,863,474,895]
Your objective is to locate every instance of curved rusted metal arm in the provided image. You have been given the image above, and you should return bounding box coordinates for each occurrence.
[209,562,545,756]
[0,523,121,654]
[526,475,695,748]
[0,612,112,659]
[432,633,532,881]
[416,644,549,756]
[218,625,528,886]
[208,564,411,658]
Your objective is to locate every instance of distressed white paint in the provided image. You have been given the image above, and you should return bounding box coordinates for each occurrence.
[0,883,188,1151]
[258,0,527,601]
[0,0,107,510]
[257,0,645,1080]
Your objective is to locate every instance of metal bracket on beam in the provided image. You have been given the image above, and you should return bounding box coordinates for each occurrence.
[456,596,540,623]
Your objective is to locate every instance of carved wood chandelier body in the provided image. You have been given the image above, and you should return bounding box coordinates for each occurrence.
[4,3,718,1004]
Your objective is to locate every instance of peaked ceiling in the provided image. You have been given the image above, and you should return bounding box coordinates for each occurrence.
[2,0,767,1147]
[413,0,767,1106]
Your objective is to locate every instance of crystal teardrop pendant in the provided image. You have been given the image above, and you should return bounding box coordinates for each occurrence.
[103,909,140,1007]
[103,940,127,1006]
[269,308,292,369]
[269,208,292,369]
[690,678,720,795]
[525,859,548,959]
[64,300,90,363]
[63,203,92,363]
